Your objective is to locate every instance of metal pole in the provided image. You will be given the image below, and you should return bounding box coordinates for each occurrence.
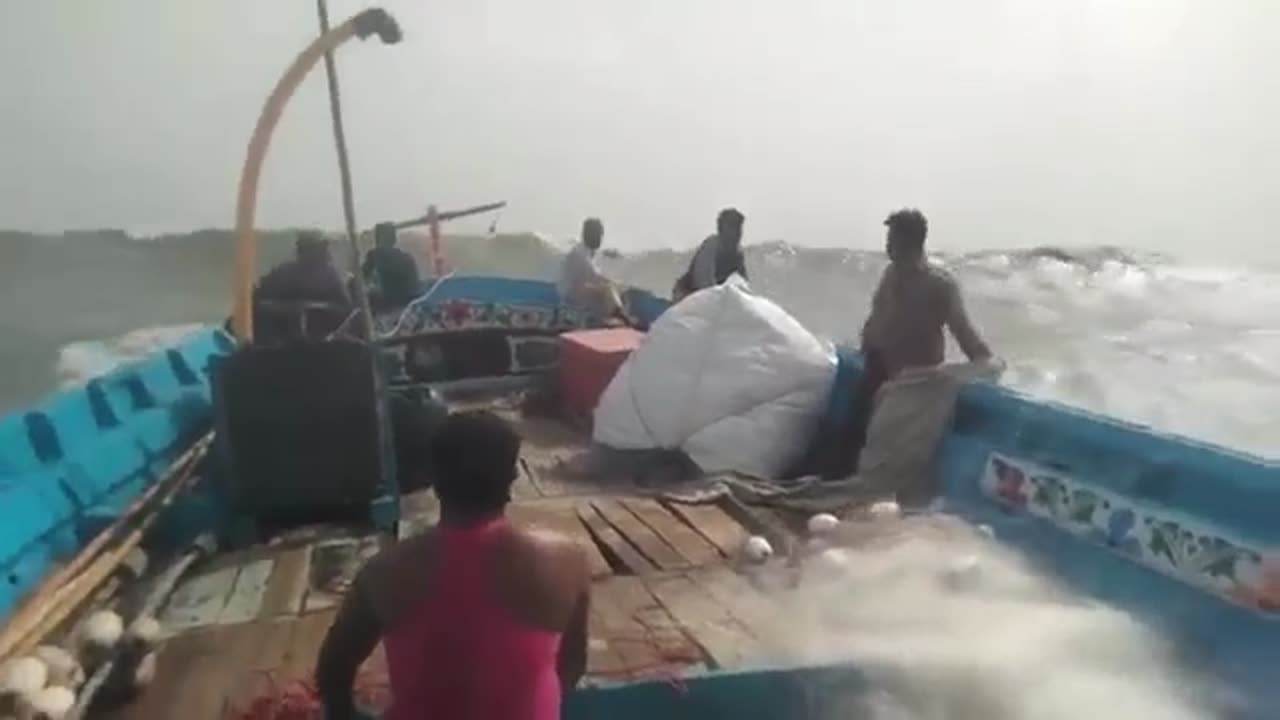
[317,0,375,339]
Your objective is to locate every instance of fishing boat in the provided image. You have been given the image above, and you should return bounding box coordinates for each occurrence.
[1,5,1277,720]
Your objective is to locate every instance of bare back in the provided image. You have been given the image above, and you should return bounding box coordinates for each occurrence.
[360,524,587,632]
[317,520,590,720]
[861,262,990,377]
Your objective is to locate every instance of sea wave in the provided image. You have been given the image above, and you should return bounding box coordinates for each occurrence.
[3,231,1276,458]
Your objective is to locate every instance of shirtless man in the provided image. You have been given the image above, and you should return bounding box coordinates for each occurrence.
[316,411,590,720]
[861,208,993,377]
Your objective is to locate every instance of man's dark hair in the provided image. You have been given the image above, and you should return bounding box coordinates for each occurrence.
[430,410,521,516]
[295,231,328,260]
[717,208,745,231]
[885,208,929,247]
[582,217,603,236]
[373,222,398,247]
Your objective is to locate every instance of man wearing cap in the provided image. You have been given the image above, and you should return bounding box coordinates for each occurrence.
[672,208,749,301]
[860,208,992,378]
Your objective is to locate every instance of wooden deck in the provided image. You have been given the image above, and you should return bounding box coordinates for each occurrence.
[108,412,785,720]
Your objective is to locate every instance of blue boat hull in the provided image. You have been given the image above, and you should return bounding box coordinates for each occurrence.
[0,328,235,617]
[1,275,1276,715]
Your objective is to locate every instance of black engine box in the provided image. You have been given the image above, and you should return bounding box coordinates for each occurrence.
[212,340,398,539]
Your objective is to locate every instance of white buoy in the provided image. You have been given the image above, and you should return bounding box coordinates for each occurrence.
[25,686,75,720]
[868,500,901,520]
[809,547,853,577]
[81,611,124,650]
[943,555,982,590]
[0,658,47,696]
[743,535,774,563]
[807,513,840,536]
[0,656,48,718]
[803,536,830,554]
[124,616,163,650]
[976,524,996,540]
[30,649,81,692]
[78,610,124,671]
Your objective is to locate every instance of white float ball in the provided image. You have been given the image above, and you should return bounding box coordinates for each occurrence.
[943,555,982,590]
[868,500,901,520]
[31,648,82,691]
[26,685,76,720]
[810,548,853,576]
[0,657,48,707]
[803,536,830,554]
[976,524,996,540]
[125,616,163,649]
[807,513,840,536]
[82,611,124,650]
[743,535,774,563]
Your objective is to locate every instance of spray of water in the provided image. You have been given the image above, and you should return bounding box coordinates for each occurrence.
[744,516,1225,720]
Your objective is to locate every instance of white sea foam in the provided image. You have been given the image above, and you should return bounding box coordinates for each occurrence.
[54,324,205,389]
[755,516,1226,720]
[603,246,1280,458]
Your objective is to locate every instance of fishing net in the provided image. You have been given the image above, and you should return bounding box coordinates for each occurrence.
[225,668,389,720]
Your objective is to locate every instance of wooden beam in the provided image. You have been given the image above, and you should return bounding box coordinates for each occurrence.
[663,502,750,558]
[593,500,688,571]
[621,498,721,567]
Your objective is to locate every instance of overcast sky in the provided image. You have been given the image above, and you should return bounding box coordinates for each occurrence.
[1,0,1275,263]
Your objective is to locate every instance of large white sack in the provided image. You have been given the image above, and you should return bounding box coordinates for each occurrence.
[593,276,836,479]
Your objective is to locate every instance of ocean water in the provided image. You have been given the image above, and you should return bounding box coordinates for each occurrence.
[1,232,1277,459]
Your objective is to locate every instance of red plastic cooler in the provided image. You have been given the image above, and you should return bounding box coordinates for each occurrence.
[558,328,645,417]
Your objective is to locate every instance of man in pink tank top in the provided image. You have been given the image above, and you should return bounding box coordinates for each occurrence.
[316,411,592,720]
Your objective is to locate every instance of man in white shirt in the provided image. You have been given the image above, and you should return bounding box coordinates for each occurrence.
[557,217,632,325]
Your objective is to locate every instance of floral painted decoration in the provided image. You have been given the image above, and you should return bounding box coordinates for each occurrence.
[980,452,1277,618]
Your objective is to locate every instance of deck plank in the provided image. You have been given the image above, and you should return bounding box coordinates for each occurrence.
[105,629,209,720]
[219,558,275,625]
[182,621,266,720]
[621,498,721,567]
[258,546,312,619]
[159,564,240,634]
[224,617,299,713]
[593,500,688,571]
[282,610,336,682]
[305,537,379,613]
[586,611,626,677]
[646,573,761,669]
[590,578,663,675]
[577,503,653,574]
[664,502,749,558]
[507,502,612,578]
[692,566,781,646]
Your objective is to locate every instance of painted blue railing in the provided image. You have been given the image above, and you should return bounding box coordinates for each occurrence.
[409,275,670,326]
[0,328,234,618]
[939,379,1280,714]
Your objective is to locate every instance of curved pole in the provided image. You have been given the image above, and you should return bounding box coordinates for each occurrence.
[231,8,401,343]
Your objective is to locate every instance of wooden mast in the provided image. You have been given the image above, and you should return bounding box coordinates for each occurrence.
[316,0,375,339]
